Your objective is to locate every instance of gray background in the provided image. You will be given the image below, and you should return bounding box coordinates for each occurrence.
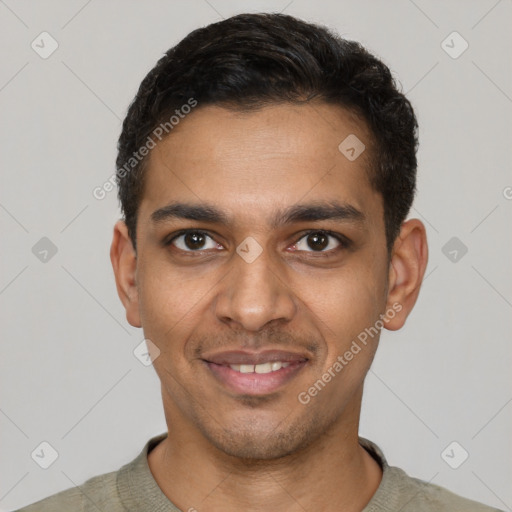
[1,0,511,510]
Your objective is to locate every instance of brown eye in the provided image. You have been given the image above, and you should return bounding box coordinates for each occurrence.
[184,232,206,250]
[306,232,329,251]
[170,231,219,252]
[293,231,342,253]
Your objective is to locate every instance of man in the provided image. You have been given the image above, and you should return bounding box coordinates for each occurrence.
[17,12,502,512]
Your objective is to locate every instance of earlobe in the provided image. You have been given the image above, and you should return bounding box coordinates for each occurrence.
[110,220,142,328]
[384,219,428,331]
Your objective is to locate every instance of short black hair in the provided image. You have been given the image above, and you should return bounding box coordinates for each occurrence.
[116,12,418,252]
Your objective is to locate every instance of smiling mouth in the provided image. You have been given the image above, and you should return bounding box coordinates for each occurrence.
[228,361,291,373]
[202,350,309,396]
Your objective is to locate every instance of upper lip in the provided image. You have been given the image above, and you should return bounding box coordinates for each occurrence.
[202,349,309,366]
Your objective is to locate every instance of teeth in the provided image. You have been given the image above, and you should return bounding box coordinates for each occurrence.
[255,362,272,374]
[229,361,291,373]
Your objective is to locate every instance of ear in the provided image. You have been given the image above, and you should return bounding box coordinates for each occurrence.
[110,220,141,328]
[384,219,428,331]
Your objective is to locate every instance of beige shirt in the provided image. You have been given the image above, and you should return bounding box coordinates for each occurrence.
[15,433,502,511]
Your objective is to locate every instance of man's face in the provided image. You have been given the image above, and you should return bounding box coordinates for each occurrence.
[131,103,392,459]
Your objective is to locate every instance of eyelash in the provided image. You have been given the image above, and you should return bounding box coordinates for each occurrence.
[291,230,351,256]
[164,230,221,254]
[164,229,351,256]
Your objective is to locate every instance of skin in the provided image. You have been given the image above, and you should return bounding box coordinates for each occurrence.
[111,102,428,511]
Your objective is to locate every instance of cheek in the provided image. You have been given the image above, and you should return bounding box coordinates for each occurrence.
[136,259,209,352]
[298,267,386,406]
[310,263,386,336]
[298,264,387,389]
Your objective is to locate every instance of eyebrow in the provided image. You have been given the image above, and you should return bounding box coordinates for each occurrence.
[150,200,365,228]
[151,203,230,225]
[272,201,365,227]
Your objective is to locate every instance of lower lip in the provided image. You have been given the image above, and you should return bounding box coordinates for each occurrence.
[204,361,308,396]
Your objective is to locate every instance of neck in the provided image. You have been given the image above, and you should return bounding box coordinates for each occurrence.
[148,390,382,511]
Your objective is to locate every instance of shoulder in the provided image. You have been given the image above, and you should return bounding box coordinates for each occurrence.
[382,465,503,512]
[13,433,168,512]
[12,469,120,512]
[359,438,503,512]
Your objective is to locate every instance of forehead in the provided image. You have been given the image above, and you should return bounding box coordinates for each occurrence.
[139,103,382,228]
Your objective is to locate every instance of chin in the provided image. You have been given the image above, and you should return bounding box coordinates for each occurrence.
[202,416,322,462]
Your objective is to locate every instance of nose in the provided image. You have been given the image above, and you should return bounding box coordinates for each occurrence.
[214,248,297,332]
